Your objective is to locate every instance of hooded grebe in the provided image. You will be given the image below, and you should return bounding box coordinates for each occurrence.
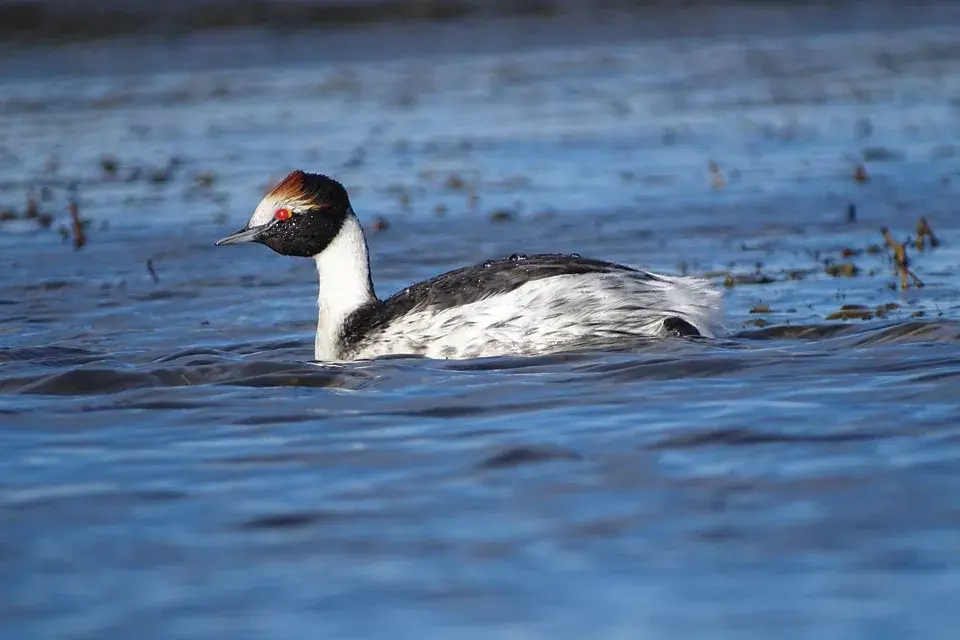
[216,170,723,361]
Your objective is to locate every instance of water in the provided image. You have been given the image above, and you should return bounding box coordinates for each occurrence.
[3,6,960,638]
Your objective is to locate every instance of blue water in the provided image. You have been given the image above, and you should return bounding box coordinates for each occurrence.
[2,6,960,638]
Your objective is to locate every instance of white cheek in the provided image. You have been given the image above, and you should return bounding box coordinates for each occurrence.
[248,201,277,227]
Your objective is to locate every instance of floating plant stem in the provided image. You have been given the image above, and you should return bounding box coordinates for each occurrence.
[915,216,940,251]
[68,198,86,250]
[881,227,923,290]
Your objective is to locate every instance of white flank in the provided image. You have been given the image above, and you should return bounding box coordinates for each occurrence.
[344,270,723,361]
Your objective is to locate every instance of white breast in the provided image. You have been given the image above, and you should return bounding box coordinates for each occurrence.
[347,270,723,360]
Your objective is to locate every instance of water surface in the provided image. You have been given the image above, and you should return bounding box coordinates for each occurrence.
[2,6,960,638]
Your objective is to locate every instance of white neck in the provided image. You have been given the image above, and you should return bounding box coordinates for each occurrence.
[313,212,376,361]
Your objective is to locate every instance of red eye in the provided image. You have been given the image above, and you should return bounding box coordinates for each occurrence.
[274,208,292,221]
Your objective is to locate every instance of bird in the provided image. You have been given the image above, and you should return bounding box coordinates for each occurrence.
[216,170,723,361]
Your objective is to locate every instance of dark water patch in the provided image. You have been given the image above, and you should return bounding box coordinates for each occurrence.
[908,369,960,384]
[737,320,960,346]
[107,399,215,411]
[847,321,960,346]
[183,276,305,290]
[235,510,355,532]
[229,339,314,356]
[227,413,336,426]
[440,350,597,372]
[221,368,368,390]
[646,427,886,451]
[370,397,567,420]
[152,347,240,365]
[1,314,59,325]
[215,451,335,468]
[402,405,504,419]
[4,356,369,394]
[442,427,512,441]
[840,354,960,376]
[0,362,370,396]
[144,364,242,387]
[735,323,863,341]
[0,346,104,366]
[148,357,371,389]
[566,514,641,539]
[15,367,164,395]
[479,445,582,469]
[132,289,201,302]
[16,279,76,292]
[570,353,756,382]
[2,486,188,511]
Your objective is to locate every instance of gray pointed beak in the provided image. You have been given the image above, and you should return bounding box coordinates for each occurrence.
[215,221,276,246]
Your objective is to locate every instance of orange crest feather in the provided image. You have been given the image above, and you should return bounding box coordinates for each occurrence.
[267,170,309,201]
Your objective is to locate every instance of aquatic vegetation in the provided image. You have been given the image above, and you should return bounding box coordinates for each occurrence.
[881,227,925,291]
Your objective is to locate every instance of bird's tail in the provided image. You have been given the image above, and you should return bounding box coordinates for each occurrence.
[654,274,725,338]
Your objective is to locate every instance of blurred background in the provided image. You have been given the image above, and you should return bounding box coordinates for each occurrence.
[3,1,960,638]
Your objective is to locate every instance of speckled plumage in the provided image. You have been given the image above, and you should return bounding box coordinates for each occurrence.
[217,171,725,362]
[339,254,719,360]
